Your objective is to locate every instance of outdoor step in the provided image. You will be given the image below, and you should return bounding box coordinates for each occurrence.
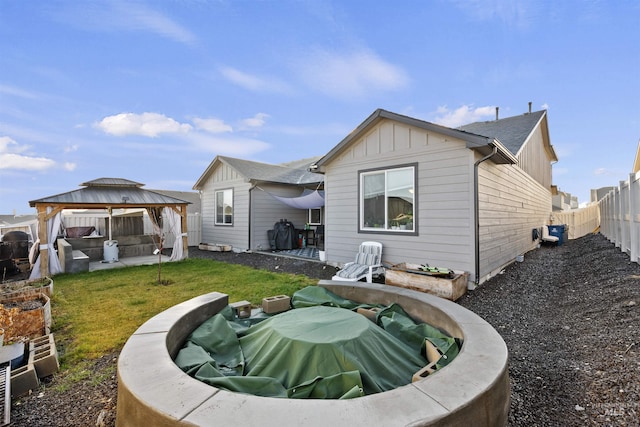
[71,250,89,273]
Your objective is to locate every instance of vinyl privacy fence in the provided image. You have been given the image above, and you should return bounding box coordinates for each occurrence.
[553,203,600,240]
[62,212,202,248]
[598,171,640,264]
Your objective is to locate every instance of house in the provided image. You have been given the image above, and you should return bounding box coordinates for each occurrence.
[312,107,557,285]
[193,156,324,252]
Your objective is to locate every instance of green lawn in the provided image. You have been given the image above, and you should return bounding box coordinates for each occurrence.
[51,258,316,367]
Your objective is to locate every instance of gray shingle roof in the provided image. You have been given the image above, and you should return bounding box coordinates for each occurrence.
[458,110,546,156]
[195,156,324,189]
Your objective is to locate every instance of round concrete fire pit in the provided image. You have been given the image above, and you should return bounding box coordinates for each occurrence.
[117,281,510,426]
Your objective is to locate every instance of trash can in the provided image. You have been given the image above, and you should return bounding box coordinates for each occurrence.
[547,225,566,246]
[103,240,119,262]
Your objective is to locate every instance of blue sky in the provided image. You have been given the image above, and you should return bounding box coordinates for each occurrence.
[1,0,639,214]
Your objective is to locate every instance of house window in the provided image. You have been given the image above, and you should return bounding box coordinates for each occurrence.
[360,165,415,232]
[215,189,233,225]
[308,208,322,225]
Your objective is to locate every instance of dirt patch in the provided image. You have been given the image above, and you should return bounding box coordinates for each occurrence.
[9,234,640,426]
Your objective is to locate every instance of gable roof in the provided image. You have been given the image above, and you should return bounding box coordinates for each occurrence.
[29,178,191,207]
[458,110,557,161]
[313,109,516,172]
[193,155,324,190]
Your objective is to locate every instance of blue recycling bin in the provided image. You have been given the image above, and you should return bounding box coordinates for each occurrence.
[547,225,566,246]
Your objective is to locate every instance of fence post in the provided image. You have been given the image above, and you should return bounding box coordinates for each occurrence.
[614,187,621,248]
[631,173,639,263]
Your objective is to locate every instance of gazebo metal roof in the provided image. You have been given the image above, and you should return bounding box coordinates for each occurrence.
[29,178,191,207]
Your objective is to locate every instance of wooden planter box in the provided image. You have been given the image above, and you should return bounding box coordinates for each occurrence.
[199,243,232,252]
[385,263,468,301]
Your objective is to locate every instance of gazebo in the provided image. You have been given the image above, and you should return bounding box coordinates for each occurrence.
[28,178,191,278]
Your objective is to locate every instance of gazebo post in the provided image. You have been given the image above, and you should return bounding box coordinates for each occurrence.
[37,204,50,278]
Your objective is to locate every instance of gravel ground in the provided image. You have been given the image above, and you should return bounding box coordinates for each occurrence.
[9,233,639,426]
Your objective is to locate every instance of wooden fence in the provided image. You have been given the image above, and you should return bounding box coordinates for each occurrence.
[598,172,640,264]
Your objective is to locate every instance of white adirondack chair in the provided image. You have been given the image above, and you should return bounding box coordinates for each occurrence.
[332,241,383,283]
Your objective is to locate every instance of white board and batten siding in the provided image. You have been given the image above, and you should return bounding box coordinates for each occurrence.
[323,119,476,278]
[250,184,312,251]
[516,123,553,189]
[199,162,251,251]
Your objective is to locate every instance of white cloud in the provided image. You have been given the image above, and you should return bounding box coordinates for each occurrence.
[594,168,614,176]
[0,137,56,171]
[0,136,17,152]
[296,49,409,98]
[219,66,292,93]
[121,2,197,45]
[53,1,196,45]
[96,112,192,137]
[0,84,39,99]
[432,105,495,128]
[239,113,270,130]
[95,112,271,158]
[64,144,79,153]
[64,162,77,171]
[451,0,534,29]
[193,117,233,133]
[0,153,55,171]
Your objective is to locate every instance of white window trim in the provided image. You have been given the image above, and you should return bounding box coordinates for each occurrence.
[308,208,322,225]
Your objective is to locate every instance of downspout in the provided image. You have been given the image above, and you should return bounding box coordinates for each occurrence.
[474,144,497,286]
[248,186,254,251]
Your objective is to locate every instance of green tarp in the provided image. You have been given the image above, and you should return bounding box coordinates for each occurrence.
[175,286,461,399]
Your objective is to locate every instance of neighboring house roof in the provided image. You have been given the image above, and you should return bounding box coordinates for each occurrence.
[29,178,191,207]
[0,214,37,226]
[633,139,640,173]
[313,109,517,172]
[193,156,324,190]
[458,110,558,161]
[150,190,201,214]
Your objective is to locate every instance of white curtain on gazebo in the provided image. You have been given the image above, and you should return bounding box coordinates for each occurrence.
[164,207,185,261]
[29,207,63,279]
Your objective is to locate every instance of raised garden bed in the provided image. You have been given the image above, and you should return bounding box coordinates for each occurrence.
[0,293,51,343]
[385,263,468,301]
[0,277,53,300]
[198,243,232,252]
